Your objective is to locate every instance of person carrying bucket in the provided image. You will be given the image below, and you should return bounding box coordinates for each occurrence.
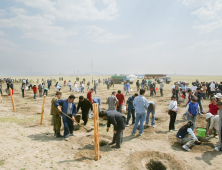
[176,121,201,152]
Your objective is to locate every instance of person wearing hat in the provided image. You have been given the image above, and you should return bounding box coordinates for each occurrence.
[106,91,119,111]
[168,95,178,132]
[206,113,219,138]
[77,96,93,126]
[50,91,62,137]
[55,95,77,141]
[186,98,199,131]
[176,121,201,151]
[215,93,222,102]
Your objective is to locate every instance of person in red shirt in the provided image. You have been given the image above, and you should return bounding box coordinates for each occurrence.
[87,88,94,104]
[116,90,125,113]
[32,84,38,99]
[204,97,219,137]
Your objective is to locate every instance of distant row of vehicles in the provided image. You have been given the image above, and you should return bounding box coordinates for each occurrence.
[111,74,172,84]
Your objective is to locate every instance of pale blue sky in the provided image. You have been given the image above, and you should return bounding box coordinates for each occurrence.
[0,0,222,76]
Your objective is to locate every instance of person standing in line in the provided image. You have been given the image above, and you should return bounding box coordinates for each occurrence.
[21,83,25,98]
[116,90,125,113]
[202,84,207,100]
[87,88,94,104]
[132,89,149,136]
[186,98,199,131]
[145,101,156,128]
[126,93,138,126]
[168,95,178,132]
[55,95,77,141]
[106,91,119,111]
[32,84,37,99]
[99,110,126,149]
[160,81,164,97]
[77,96,93,126]
[50,91,63,137]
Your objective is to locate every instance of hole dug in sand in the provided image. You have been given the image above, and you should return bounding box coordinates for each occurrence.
[99,138,109,147]
[146,158,166,170]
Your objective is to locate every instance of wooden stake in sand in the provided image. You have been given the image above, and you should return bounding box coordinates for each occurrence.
[9,88,16,111]
[40,95,46,125]
[93,103,99,161]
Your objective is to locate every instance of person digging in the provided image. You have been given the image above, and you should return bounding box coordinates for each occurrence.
[176,121,201,151]
[99,110,126,149]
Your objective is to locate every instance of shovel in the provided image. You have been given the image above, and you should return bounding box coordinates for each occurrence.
[62,112,94,132]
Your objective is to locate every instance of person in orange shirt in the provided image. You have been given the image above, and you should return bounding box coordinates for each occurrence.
[32,84,38,99]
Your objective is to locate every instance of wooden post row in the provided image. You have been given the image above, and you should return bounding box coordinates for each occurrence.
[9,88,16,111]
[93,103,99,161]
[40,95,46,125]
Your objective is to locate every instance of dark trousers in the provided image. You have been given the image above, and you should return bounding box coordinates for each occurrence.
[182,92,186,98]
[153,89,156,95]
[48,85,50,90]
[169,111,177,130]
[117,105,123,113]
[172,89,175,95]
[175,90,179,103]
[150,90,153,97]
[160,89,163,97]
[43,90,48,96]
[82,110,89,125]
[112,129,123,147]
[22,89,24,98]
[126,108,135,124]
[62,114,74,138]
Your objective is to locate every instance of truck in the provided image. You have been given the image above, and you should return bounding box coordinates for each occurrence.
[156,77,172,84]
[111,74,134,84]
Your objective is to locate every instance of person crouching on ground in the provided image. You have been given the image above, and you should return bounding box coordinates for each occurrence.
[55,95,77,141]
[99,110,126,149]
[206,113,219,139]
[168,95,178,132]
[176,121,201,151]
[77,96,93,126]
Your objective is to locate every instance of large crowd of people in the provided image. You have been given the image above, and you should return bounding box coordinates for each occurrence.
[1,77,222,152]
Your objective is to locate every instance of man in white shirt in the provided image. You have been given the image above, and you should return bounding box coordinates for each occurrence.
[210,82,215,97]
[190,83,197,93]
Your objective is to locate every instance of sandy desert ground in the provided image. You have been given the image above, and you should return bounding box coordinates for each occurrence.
[0,75,222,170]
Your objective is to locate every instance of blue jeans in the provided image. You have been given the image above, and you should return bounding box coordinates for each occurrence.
[34,92,37,99]
[132,113,145,134]
[126,89,130,95]
[62,114,74,138]
[203,93,206,100]
[94,86,97,94]
[187,114,197,130]
[146,106,156,125]
[197,100,203,113]
[126,108,135,124]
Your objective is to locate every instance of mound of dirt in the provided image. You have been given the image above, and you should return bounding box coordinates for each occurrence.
[127,151,187,170]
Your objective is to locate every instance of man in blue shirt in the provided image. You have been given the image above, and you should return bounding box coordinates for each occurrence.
[132,89,149,136]
[186,98,199,130]
[125,82,131,96]
[126,93,139,126]
[93,97,101,113]
[55,95,77,141]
